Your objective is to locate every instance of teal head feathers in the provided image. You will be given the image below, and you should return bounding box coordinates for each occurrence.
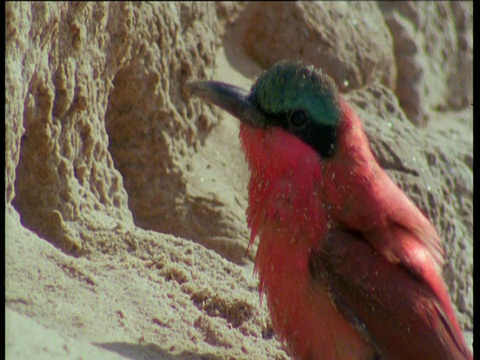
[187,61,342,158]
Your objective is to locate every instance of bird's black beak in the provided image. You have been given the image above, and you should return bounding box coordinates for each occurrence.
[186,80,267,128]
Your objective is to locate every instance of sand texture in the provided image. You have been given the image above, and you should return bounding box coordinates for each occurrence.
[6,2,472,359]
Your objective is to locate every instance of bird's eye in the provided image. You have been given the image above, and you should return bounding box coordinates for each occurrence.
[288,110,307,130]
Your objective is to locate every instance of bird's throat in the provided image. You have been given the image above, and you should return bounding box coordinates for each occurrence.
[239,123,329,296]
[239,124,328,254]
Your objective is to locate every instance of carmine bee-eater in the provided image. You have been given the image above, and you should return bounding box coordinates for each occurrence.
[187,61,472,360]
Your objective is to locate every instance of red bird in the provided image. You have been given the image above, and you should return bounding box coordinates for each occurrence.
[187,61,472,360]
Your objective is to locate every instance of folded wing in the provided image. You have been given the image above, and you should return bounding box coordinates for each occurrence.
[309,226,472,360]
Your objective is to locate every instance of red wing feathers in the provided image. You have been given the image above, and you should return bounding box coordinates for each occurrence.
[311,226,472,360]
